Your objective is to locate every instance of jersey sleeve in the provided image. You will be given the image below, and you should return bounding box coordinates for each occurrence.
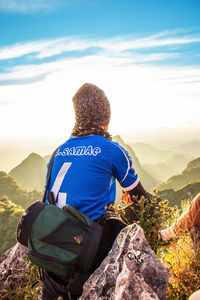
[111,142,139,191]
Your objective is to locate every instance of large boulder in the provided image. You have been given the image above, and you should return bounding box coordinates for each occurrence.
[0,243,29,291]
[79,224,168,300]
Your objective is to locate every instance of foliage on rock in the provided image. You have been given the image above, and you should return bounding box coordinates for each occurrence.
[0,171,43,208]
[0,243,40,300]
[116,195,176,252]
[0,197,24,255]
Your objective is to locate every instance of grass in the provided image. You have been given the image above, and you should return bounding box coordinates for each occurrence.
[161,234,200,299]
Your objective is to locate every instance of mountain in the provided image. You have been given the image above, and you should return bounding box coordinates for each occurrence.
[0,136,60,173]
[130,142,180,165]
[9,153,47,190]
[156,157,200,191]
[113,136,159,196]
[44,154,51,164]
[175,140,200,157]
[0,197,24,255]
[155,181,200,208]
[0,171,42,255]
[0,171,43,209]
[143,154,190,183]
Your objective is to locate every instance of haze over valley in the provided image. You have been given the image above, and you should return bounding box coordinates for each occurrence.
[0,127,199,208]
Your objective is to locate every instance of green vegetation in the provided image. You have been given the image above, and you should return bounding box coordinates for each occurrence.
[157,157,200,191]
[0,171,43,209]
[0,171,43,255]
[158,198,200,299]
[0,197,24,255]
[118,196,200,299]
[0,262,40,300]
[117,196,176,252]
[162,234,200,299]
[155,181,200,207]
[9,152,47,190]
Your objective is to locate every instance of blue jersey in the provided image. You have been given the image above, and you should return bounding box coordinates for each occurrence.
[46,135,139,220]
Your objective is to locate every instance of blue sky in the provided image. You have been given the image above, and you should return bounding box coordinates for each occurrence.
[0,0,200,139]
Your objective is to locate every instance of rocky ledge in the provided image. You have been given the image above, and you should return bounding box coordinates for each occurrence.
[0,224,168,299]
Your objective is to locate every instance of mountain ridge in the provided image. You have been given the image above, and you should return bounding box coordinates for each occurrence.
[156,157,200,191]
[9,153,47,190]
[113,135,158,192]
[156,181,200,207]
[0,171,43,208]
[7,135,159,195]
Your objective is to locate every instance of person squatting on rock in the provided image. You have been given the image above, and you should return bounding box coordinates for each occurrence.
[39,83,152,300]
[159,193,200,241]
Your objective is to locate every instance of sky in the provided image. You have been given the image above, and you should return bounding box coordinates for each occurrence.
[0,0,200,141]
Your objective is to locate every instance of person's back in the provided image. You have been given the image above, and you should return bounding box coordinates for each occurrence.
[47,134,139,220]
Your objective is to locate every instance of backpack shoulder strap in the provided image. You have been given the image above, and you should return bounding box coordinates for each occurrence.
[42,147,59,203]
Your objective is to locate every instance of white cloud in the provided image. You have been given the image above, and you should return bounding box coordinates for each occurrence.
[0,38,65,60]
[96,34,200,53]
[0,30,200,138]
[0,52,180,86]
[0,31,199,61]
[0,0,65,13]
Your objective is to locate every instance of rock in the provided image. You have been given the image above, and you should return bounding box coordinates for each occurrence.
[79,224,168,300]
[0,242,29,291]
[0,225,168,299]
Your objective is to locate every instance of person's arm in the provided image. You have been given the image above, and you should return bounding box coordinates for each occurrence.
[111,142,158,204]
[127,181,149,199]
[121,181,150,205]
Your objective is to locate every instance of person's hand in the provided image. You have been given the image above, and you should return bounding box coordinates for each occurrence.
[158,227,176,241]
[121,192,133,204]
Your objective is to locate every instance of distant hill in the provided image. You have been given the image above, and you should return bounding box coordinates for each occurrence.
[44,154,51,164]
[0,172,43,255]
[156,157,200,191]
[0,197,24,255]
[130,142,180,165]
[0,171,43,209]
[7,136,158,198]
[155,181,200,208]
[143,154,190,182]
[175,140,200,157]
[9,153,47,190]
[113,136,159,194]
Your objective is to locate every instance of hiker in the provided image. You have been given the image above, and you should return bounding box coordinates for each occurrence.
[159,193,200,241]
[39,83,152,300]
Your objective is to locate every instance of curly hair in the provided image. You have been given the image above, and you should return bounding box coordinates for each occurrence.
[71,121,112,140]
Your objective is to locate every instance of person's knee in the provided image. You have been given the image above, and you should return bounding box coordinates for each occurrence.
[189,290,200,300]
